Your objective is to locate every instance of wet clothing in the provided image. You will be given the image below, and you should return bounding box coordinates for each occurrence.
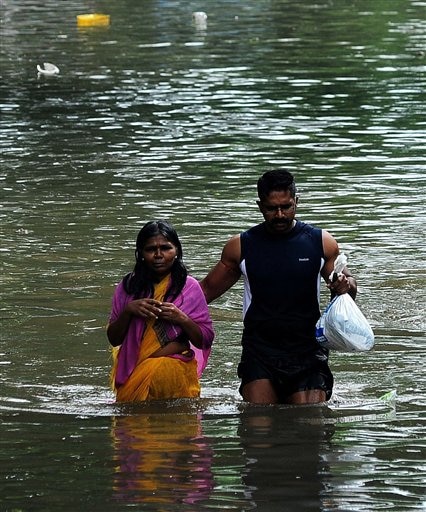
[113,349,201,402]
[238,220,333,399]
[237,344,333,401]
[109,274,214,401]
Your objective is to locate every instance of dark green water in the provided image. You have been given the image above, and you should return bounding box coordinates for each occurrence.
[1,0,425,510]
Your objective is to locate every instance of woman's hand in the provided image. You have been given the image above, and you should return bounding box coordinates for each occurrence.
[158,302,203,348]
[107,298,162,346]
[156,301,187,324]
[126,298,163,319]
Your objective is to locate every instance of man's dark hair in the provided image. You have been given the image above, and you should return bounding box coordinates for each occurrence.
[257,169,297,200]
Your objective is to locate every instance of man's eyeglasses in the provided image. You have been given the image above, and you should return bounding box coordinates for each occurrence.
[261,203,296,214]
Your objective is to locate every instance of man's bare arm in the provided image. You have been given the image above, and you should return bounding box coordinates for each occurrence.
[200,235,242,303]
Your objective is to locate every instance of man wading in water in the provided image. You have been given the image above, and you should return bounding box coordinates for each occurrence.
[201,169,357,405]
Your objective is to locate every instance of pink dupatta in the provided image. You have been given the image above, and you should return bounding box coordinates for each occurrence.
[109,276,214,387]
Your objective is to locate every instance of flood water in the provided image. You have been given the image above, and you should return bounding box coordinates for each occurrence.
[1,0,425,510]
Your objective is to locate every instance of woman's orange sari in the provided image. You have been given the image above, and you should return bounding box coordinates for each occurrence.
[111,275,200,402]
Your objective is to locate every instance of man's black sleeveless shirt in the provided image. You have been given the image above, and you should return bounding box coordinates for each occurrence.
[240,220,324,355]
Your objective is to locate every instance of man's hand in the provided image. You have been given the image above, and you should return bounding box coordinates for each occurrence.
[328,273,357,299]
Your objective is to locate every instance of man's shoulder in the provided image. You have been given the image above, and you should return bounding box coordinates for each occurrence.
[242,223,264,237]
[296,220,322,235]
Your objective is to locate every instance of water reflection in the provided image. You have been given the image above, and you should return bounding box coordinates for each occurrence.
[110,404,340,511]
[238,405,335,511]
[111,408,214,507]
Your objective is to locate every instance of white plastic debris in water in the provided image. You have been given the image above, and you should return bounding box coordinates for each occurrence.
[37,62,60,76]
[192,11,207,30]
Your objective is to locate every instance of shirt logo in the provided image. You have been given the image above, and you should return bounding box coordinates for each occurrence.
[299,258,310,262]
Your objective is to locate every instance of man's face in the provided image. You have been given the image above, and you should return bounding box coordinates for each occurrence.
[257,190,298,234]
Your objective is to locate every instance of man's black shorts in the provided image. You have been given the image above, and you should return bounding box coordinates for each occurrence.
[237,345,334,402]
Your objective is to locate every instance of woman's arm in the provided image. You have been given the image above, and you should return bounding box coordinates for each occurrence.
[107,309,132,347]
[107,297,163,346]
[152,278,214,372]
[156,303,204,348]
[156,276,215,351]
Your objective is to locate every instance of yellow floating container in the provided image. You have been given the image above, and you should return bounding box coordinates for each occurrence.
[76,14,110,27]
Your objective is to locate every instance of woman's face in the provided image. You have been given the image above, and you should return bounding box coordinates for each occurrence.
[141,234,178,278]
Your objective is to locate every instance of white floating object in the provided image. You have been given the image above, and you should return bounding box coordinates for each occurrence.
[192,11,207,29]
[37,62,60,76]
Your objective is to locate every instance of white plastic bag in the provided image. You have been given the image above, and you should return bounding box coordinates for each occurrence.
[316,253,375,352]
[316,294,375,351]
[329,253,347,282]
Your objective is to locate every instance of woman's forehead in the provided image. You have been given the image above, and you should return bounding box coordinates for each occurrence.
[143,234,172,246]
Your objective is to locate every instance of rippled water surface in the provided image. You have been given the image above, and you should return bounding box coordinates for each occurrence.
[1,0,425,510]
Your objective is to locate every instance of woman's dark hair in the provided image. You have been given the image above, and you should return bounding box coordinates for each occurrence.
[257,169,297,201]
[123,220,187,301]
